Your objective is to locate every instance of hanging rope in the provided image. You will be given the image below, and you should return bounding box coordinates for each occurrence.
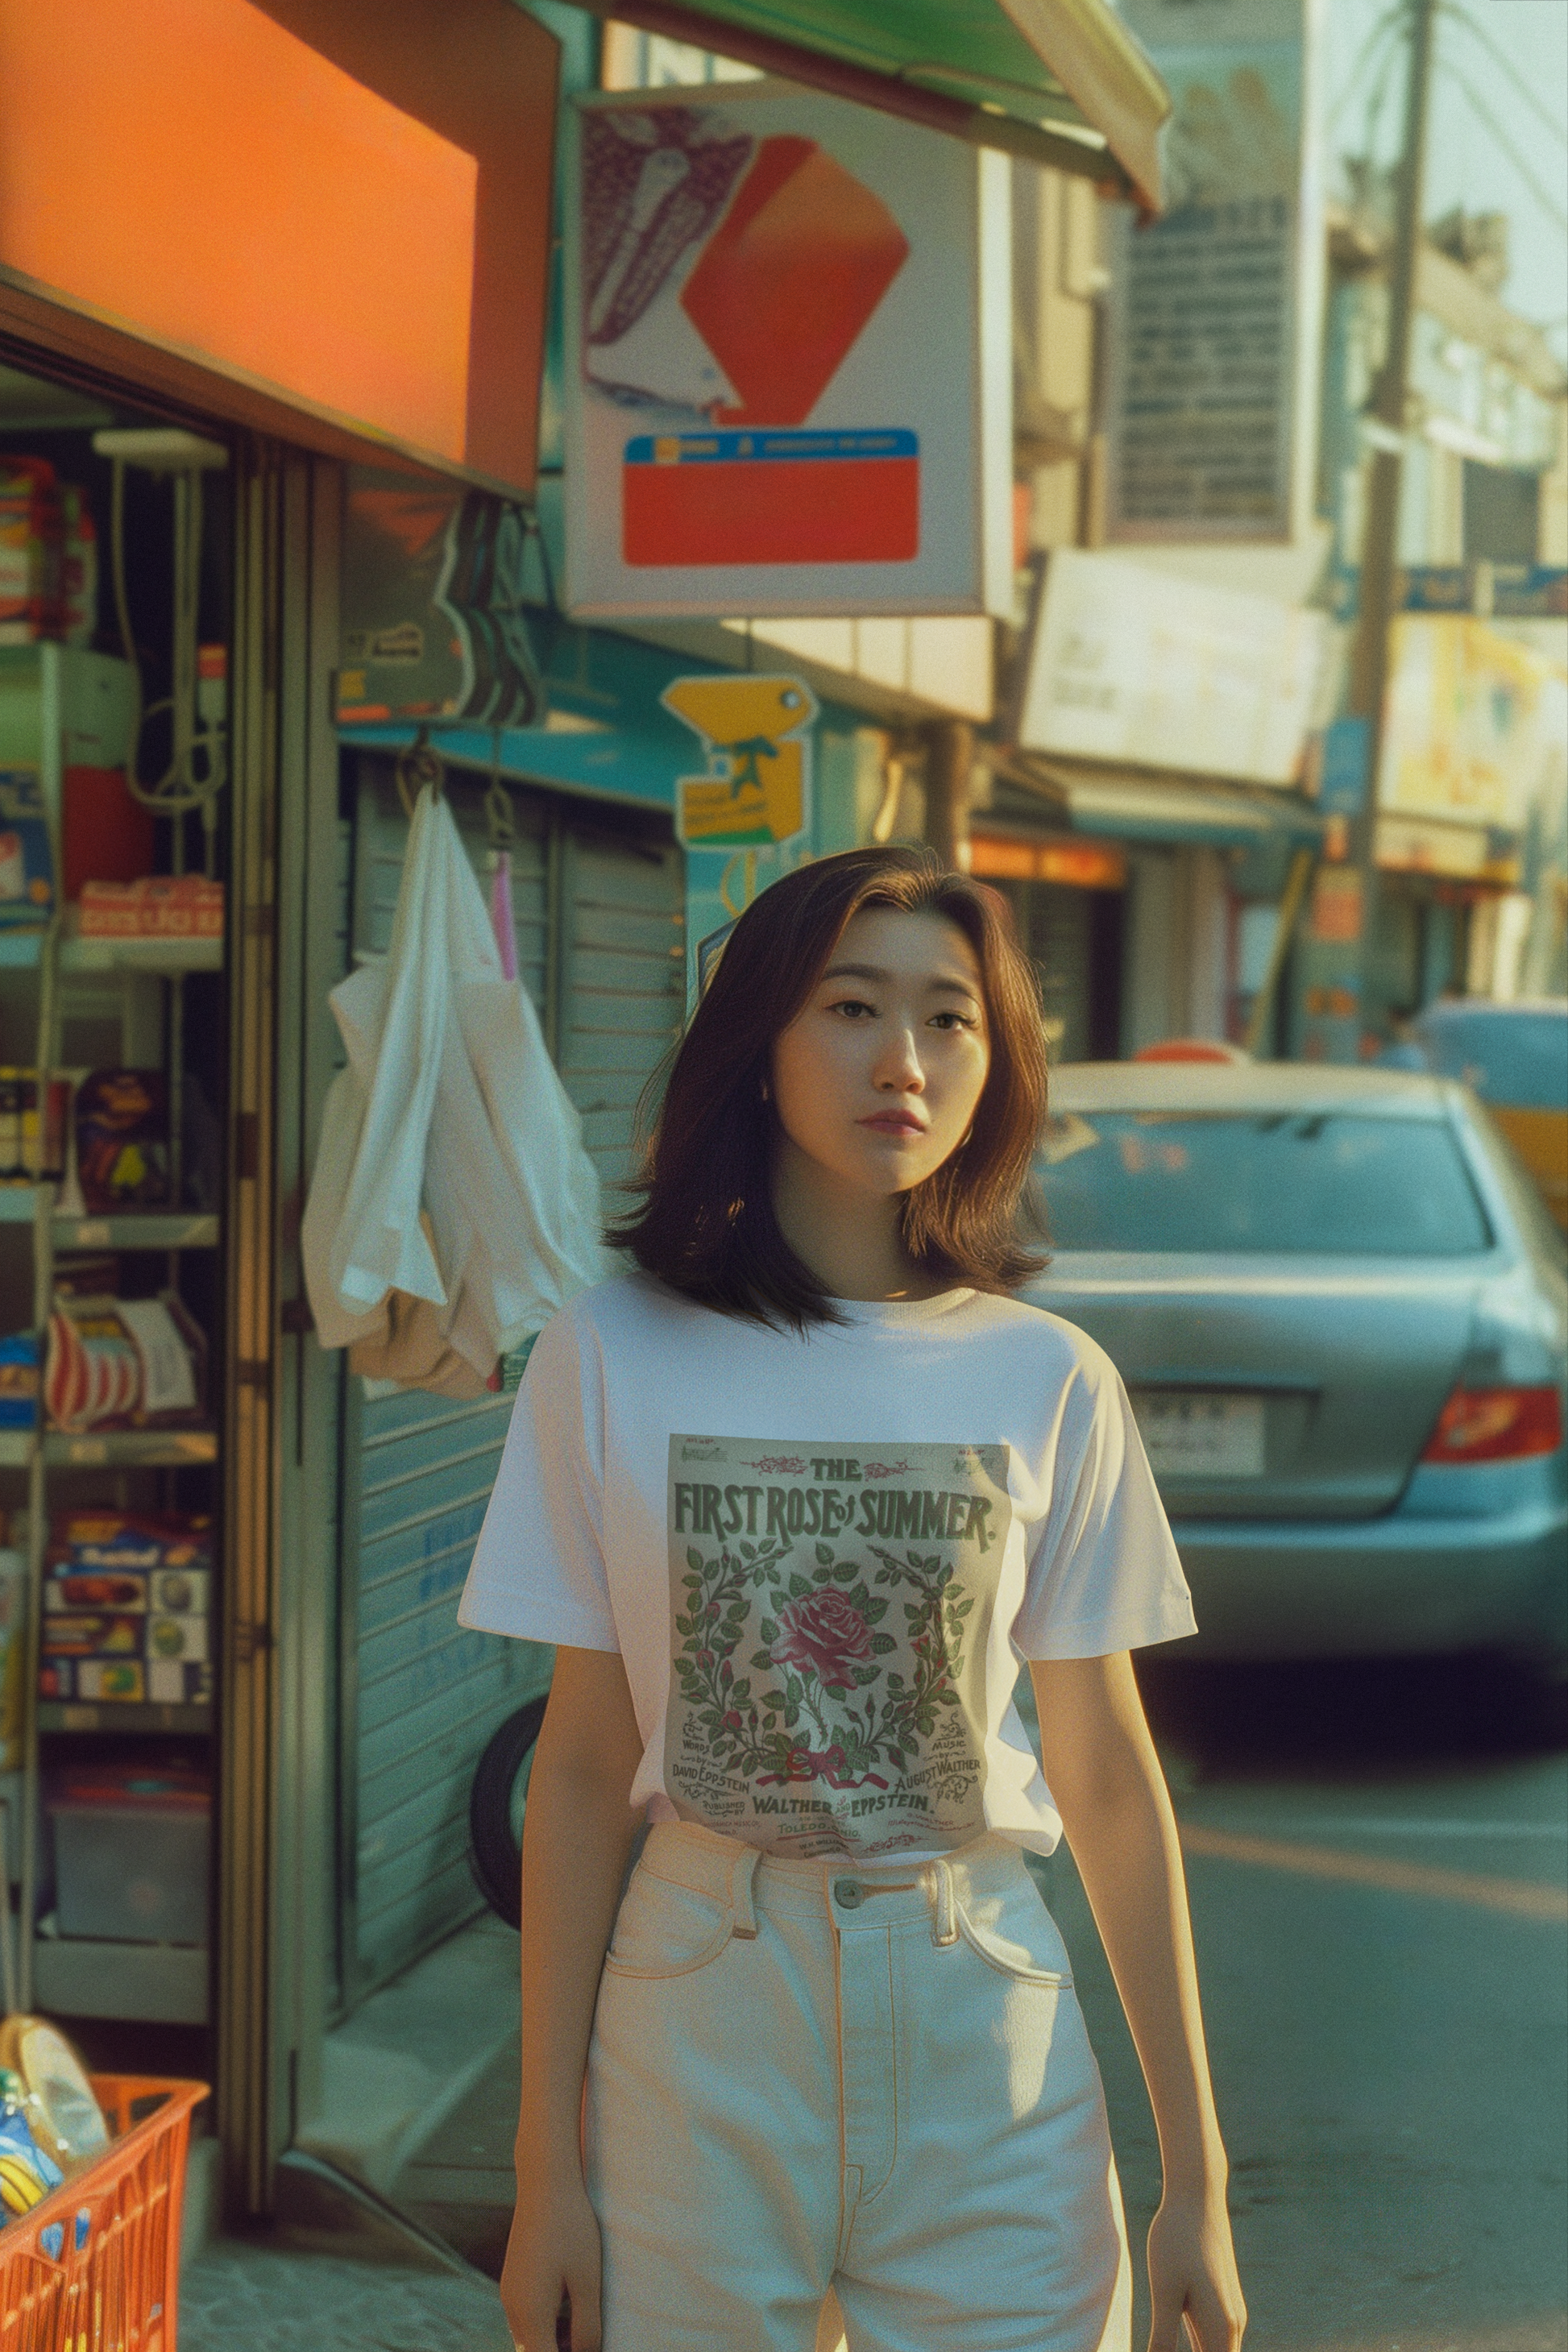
[395,727,446,820]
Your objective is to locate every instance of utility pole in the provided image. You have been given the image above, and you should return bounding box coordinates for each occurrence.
[1342,0,1437,1051]
[923,719,975,872]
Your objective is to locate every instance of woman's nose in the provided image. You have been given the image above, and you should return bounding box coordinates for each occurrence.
[873,1027,925,1091]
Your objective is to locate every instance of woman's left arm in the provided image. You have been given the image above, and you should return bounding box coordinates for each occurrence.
[1031,1650,1247,2352]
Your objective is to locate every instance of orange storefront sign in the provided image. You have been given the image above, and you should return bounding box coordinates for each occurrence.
[969,836,1126,890]
[0,0,557,491]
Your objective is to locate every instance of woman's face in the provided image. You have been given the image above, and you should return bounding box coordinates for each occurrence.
[770,906,990,1199]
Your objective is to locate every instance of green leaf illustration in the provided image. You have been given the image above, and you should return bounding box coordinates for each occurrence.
[758,1618,778,1644]
[869,1633,896,1656]
[815,1542,834,1566]
[788,1573,811,1599]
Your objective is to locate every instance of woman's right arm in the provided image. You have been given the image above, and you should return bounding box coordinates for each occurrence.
[501,1645,646,2352]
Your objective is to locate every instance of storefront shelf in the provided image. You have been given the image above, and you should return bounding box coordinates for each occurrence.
[0,933,222,974]
[0,1197,221,1247]
[32,1934,208,2025]
[43,1427,218,1468]
[38,1700,212,1736]
[54,1212,221,1251]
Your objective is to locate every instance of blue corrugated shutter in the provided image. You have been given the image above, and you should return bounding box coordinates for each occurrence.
[344,758,682,1996]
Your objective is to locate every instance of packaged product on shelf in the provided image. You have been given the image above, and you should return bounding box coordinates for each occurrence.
[0,2019,110,2175]
[0,1549,23,1772]
[41,1513,214,1706]
[0,458,64,645]
[73,1068,169,1209]
[0,769,56,927]
[45,1289,205,1432]
[0,1335,38,1431]
[77,875,224,940]
[0,1068,62,1184]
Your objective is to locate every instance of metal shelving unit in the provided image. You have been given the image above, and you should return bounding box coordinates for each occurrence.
[6,848,222,2018]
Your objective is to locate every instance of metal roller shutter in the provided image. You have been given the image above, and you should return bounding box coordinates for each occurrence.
[341,756,683,1999]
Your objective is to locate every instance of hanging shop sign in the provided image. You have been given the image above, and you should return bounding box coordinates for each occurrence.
[564,83,1011,620]
[334,468,545,728]
[1017,547,1327,786]
[664,675,815,850]
[1103,0,1325,545]
[0,0,556,493]
[1379,616,1566,831]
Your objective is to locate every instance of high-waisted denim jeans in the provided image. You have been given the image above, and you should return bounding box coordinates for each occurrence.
[586,1820,1130,2350]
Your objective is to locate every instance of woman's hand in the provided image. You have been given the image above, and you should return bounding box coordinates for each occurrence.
[500,2172,604,2351]
[1147,2189,1247,2352]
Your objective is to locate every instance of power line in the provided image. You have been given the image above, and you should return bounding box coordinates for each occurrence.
[1328,3,1406,139]
[1443,64,1568,236]
[1442,1,1568,150]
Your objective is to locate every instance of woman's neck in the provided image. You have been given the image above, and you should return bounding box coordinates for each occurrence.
[771,1140,944,1302]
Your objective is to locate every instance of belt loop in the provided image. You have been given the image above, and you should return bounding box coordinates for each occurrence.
[928,1858,958,1947]
[729,1844,761,1938]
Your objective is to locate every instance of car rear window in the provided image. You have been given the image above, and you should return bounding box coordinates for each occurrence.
[1036,1112,1493,1255]
[1413,1010,1567,1110]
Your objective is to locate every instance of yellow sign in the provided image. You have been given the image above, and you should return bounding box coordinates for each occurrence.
[663,674,816,848]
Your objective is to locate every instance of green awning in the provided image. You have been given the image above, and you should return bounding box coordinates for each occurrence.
[572,0,1169,208]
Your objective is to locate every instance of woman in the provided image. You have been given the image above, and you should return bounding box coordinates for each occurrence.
[460,847,1245,2352]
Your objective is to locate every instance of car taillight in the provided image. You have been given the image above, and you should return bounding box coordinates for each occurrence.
[1421,1386,1563,1464]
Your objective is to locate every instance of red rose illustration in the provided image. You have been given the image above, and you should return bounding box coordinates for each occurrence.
[772,1591,873,1691]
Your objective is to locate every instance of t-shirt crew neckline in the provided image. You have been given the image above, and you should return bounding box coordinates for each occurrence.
[825,1289,977,1329]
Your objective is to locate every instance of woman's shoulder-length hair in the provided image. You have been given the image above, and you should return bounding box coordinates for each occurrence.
[614,844,1048,1327]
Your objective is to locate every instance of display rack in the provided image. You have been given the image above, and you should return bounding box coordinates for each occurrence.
[2,802,222,2021]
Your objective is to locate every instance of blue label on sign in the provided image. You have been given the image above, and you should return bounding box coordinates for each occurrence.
[1318,717,1371,817]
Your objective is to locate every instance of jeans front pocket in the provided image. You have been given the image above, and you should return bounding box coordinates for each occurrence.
[602,1865,736,1981]
[953,1875,1073,1989]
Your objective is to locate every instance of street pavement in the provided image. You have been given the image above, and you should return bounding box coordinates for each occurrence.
[179,1653,1566,2350]
[1043,1653,1568,2352]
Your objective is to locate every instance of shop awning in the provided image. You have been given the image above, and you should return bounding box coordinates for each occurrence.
[1015,760,1325,850]
[574,0,1169,208]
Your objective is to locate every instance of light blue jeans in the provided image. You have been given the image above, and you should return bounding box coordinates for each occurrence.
[586,1820,1131,2351]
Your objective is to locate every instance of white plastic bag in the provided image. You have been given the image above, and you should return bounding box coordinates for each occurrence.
[302,786,605,1383]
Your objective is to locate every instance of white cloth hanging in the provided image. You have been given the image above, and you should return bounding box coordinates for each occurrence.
[301,784,606,1385]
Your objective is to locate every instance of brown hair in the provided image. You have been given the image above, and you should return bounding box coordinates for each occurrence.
[616,846,1048,1325]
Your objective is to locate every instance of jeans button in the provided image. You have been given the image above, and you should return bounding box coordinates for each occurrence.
[832,1877,863,1910]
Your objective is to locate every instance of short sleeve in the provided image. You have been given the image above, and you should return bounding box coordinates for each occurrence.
[1012,1346,1197,1661]
[458,1304,620,1652]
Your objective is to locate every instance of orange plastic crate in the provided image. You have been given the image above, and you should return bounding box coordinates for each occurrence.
[1,2073,209,2350]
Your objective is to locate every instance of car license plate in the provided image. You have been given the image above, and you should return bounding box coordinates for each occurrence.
[1131,1392,1266,1479]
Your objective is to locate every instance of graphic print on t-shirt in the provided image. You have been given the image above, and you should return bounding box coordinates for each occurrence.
[666,1436,1014,1859]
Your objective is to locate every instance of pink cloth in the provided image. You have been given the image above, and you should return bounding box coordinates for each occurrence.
[489,851,518,980]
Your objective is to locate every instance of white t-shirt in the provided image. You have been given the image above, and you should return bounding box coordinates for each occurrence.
[459,1274,1194,1863]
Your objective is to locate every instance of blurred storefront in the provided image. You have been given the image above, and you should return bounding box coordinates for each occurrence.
[0,0,566,2221]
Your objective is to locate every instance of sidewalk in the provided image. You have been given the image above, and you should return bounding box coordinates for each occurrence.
[180,2233,515,2351]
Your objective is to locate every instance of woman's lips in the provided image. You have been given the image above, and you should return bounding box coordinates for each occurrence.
[858,1112,927,1137]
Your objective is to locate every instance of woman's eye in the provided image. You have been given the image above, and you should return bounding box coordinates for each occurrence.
[930,1010,978,1031]
[829,997,875,1019]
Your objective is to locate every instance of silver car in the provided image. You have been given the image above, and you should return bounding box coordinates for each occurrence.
[1027,1063,1568,1686]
